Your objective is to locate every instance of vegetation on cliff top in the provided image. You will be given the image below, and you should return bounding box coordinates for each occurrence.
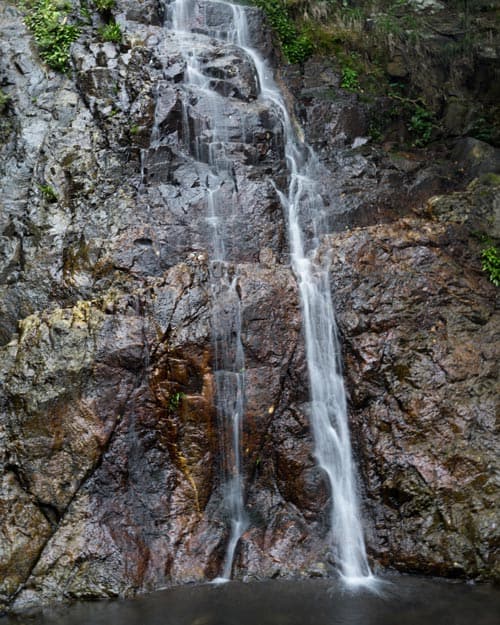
[255,0,499,147]
[19,0,121,71]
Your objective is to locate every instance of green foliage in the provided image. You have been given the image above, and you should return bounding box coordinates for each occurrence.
[93,0,115,11]
[408,104,434,146]
[169,391,185,411]
[98,20,121,43]
[38,183,58,202]
[286,32,313,63]
[481,245,500,286]
[23,0,80,72]
[80,5,91,22]
[340,5,364,22]
[470,116,494,144]
[0,89,10,112]
[340,66,360,91]
[254,0,313,63]
[374,13,400,35]
[368,83,438,147]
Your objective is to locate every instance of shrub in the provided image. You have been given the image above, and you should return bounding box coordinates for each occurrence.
[409,104,434,146]
[253,0,313,64]
[481,245,500,286]
[341,66,360,91]
[23,0,80,72]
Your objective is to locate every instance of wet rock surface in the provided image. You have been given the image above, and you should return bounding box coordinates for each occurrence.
[1,256,328,611]
[280,58,474,231]
[323,176,499,580]
[0,0,499,613]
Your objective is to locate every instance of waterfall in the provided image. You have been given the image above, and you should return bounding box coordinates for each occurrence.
[166,0,374,584]
[169,0,249,581]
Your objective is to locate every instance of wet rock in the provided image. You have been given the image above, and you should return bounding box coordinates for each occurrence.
[0,255,327,609]
[174,0,275,58]
[386,55,408,79]
[426,174,500,237]
[198,45,260,101]
[452,137,500,179]
[280,59,461,231]
[121,0,164,25]
[0,471,52,609]
[321,181,499,580]
[1,0,499,613]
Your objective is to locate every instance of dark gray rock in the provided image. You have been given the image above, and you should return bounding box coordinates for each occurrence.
[452,137,500,179]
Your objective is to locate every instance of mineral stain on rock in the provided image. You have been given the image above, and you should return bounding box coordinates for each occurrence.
[0,0,499,613]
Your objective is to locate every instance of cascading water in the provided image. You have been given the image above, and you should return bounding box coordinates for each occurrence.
[168,0,249,581]
[166,0,374,584]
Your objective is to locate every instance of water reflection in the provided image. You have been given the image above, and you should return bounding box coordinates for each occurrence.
[3,576,499,625]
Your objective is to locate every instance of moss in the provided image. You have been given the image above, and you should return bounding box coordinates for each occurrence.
[0,88,10,112]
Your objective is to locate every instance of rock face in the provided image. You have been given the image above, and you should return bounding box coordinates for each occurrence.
[1,260,324,609]
[0,0,499,613]
[324,179,499,580]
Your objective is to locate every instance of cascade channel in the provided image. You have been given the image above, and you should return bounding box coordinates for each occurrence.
[165,0,374,584]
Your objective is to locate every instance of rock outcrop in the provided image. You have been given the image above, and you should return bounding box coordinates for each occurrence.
[324,176,499,580]
[0,0,498,613]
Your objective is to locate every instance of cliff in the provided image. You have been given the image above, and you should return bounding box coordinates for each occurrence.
[0,0,498,612]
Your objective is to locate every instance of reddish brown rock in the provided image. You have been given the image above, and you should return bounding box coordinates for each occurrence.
[322,180,499,580]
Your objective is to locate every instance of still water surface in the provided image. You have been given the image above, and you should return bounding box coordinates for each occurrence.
[3,576,499,625]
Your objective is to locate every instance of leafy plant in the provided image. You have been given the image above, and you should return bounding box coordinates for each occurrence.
[470,117,494,144]
[94,0,115,11]
[98,20,122,43]
[341,66,360,92]
[481,245,500,286]
[408,104,434,146]
[253,0,313,64]
[368,120,383,142]
[169,391,185,411]
[23,0,80,72]
[38,183,58,202]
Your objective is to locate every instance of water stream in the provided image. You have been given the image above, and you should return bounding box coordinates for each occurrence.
[166,0,372,583]
[168,0,249,581]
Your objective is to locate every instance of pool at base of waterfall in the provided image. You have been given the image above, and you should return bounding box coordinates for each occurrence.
[3,576,499,625]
